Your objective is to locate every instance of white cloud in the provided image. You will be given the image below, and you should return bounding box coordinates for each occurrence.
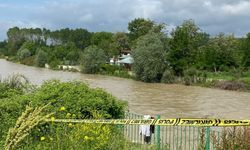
[222,1,250,15]
[79,14,94,22]
[0,0,250,40]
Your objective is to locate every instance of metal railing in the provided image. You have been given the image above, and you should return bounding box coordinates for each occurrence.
[124,112,224,150]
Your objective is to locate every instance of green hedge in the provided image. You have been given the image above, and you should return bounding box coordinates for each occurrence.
[0,80,127,147]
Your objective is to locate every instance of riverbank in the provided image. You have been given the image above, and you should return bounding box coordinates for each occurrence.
[3,57,250,92]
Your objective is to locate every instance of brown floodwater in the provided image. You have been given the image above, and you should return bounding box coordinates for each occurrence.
[0,59,250,119]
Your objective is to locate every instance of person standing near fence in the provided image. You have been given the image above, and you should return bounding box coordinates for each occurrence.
[139,115,152,144]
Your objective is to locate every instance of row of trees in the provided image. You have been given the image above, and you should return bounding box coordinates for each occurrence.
[0,18,250,82]
[132,20,250,82]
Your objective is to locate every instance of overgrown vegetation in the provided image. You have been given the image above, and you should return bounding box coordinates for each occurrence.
[1,18,250,91]
[0,74,127,149]
[4,104,52,150]
[212,127,250,150]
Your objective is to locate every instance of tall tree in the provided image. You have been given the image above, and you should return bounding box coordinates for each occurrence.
[81,46,107,74]
[35,49,48,67]
[91,32,114,57]
[199,33,238,71]
[7,27,26,55]
[240,33,250,68]
[168,20,208,75]
[0,41,7,55]
[132,31,168,82]
[112,32,130,55]
[128,18,154,41]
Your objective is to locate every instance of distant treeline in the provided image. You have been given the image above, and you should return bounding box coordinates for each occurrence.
[0,18,250,83]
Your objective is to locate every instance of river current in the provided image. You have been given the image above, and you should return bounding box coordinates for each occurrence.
[1,59,250,119]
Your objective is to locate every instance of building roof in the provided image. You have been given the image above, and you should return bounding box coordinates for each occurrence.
[119,56,134,64]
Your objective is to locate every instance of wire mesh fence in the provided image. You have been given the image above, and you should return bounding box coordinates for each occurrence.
[124,112,226,150]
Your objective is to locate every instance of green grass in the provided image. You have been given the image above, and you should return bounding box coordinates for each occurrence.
[202,71,250,91]
[206,72,235,81]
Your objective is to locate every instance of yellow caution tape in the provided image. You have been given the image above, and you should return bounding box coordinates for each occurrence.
[46,118,250,127]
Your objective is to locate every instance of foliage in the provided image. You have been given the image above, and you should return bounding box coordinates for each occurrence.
[0,83,23,99]
[168,19,209,75]
[99,64,132,79]
[35,49,47,67]
[2,18,250,86]
[1,74,29,91]
[198,33,238,72]
[48,58,61,70]
[212,127,250,150]
[128,18,154,41]
[0,77,126,149]
[241,33,250,68]
[20,56,35,66]
[183,68,207,85]
[132,31,167,82]
[0,40,8,55]
[17,48,31,61]
[112,32,130,55]
[81,46,107,74]
[161,69,176,83]
[19,41,37,55]
[4,104,52,150]
[7,27,26,55]
[91,32,115,57]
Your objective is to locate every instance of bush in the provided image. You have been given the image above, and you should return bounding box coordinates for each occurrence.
[212,127,250,150]
[81,46,107,74]
[35,50,48,67]
[99,64,132,78]
[100,64,119,74]
[48,59,61,70]
[16,48,31,61]
[20,56,35,66]
[183,68,198,85]
[161,69,176,83]
[0,79,127,147]
[183,68,207,85]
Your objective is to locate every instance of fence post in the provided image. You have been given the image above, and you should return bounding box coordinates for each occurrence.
[156,115,161,150]
[205,127,210,150]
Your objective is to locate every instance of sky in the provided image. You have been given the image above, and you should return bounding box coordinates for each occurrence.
[0,0,250,40]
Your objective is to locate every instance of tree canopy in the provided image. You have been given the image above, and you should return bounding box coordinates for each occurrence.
[132,31,168,82]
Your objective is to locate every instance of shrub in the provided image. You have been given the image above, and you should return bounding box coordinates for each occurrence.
[35,50,47,67]
[212,127,250,150]
[183,68,198,85]
[81,46,107,74]
[4,104,52,150]
[48,59,61,70]
[20,56,35,66]
[161,69,176,83]
[100,64,118,74]
[183,68,207,85]
[1,74,29,91]
[0,79,127,147]
[16,48,31,61]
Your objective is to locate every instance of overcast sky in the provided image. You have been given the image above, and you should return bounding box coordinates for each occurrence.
[0,0,250,40]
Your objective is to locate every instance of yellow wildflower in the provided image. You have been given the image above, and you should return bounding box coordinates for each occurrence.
[60,106,65,111]
[68,123,73,127]
[40,136,45,141]
[51,116,55,122]
[84,136,90,141]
